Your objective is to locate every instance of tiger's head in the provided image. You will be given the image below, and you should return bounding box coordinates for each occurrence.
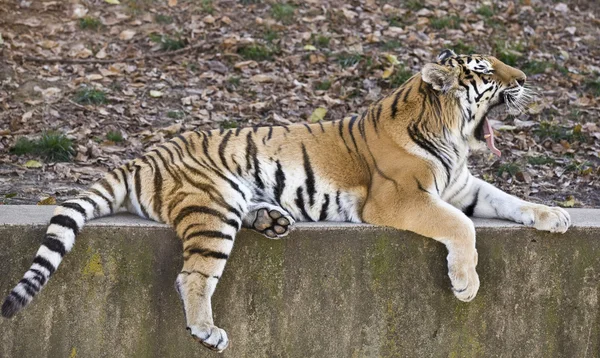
[421,49,532,156]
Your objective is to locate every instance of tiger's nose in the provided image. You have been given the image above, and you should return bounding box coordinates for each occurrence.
[516,76,526,87]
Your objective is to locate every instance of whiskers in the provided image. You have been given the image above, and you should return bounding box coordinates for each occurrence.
[504,85,537,115]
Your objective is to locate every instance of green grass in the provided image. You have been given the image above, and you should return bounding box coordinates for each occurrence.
[337,53,363,68]
[522,60,551,75]
[11,132,74,162]
[387,16,403,27]
[227,76,241,86]
[106,131,124,142]
[201,0,214,14]
[155,14,173,24]
[494,41,525,66]
[476,5,494,17]
[430,16,461,30]
[263,28,279,43]
[534,121,586,142]
[565,160,593,174]
[149,33,186,51]
[167,110,184,119]
[314,35,330,48]
[527,156,555,165]
[380,40,402,51]
[497,163,521,176]
[221,120,238,129]
[271,3,296,24]
[451,40,476,55]
[73,88,108,105]
[389,66,413,87]
[406,0,424,11]
[237,43,274,61]
[239,0,261,3]
[79,17,102,30]
[314,80,331,91]
[584,75,600,96]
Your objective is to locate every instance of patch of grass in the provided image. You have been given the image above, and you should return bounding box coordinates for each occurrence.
[79,16,102,30]
[555,64,569,76]
[451,40,476,55]
[497,162,521,176]
[237,43,274,61]
[221,120,238,129]
[155,14,173,24]
[106,131,124,142]
[494,41,524,66]
[406,0,424,11]
[72,88,108,105]
[314,35,330,48]
[387,16,403,27]
[240,0,261,3]
[380,40,402,51]
[527,156,555,165]
[584,75,600,96]
[149,33,186,51]
[270,3,296,24]
[430,16,461,30]
[263,28,279,43]
[167,110,184,119]
[12,132,74,162]
[200,0,214,14]
[337,53,363,68]
[534,121,586,142]
[389,66,413,87]
[314,80,331,91]
[476,5,494,17]
[227,76,241,86]
[522,60,551,75]
[565,160,593,174]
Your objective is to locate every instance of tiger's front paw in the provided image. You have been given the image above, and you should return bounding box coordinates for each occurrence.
[521,205,571,234]
[188,324,229,352]
[447,245,479,302]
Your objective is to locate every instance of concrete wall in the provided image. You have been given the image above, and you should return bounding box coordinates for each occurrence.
[0,206,599,358]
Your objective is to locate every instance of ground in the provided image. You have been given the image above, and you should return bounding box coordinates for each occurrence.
[0,0,599,207]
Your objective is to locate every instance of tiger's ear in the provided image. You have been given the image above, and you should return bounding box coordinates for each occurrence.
[437,49,457,62]
[421,63,460,93]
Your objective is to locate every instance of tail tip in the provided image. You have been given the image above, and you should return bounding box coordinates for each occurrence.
[1,296,21,319]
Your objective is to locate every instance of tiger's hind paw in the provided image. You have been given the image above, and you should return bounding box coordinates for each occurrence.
[250,207,295,239]
[188,324,229,352]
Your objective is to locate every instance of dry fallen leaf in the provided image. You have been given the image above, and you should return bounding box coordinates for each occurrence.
[382,66,394,79]
[104,0,120,4]
[309,108,327,123]
[119,30,136,41]
[168,0,177,6]
[24,160,43,168]
[37,197,57,205]
[149,90,164,98]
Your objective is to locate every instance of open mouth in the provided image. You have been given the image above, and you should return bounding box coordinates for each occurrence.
[475,115,501,157]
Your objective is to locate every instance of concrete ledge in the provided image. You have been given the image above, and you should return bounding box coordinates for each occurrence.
[0,206,599,357]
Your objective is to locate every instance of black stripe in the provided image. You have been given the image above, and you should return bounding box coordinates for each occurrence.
[29,269,47,285]
[374,103,383,133]
[174,205,237,230]
[318,121,325,133]
[117,167,130,197]
[18,279,38,296]
[33,256,56,275]
[319,194,330,221]
[98,179,115,200]
[186,230,234,242]
[347,114,359,151]
[133,164,150,218]
[338,119,352,154]
[267,126,273,140]
[218,130,233,171]
[60,202,87,220]
[9,291,28,305]
[89,188,113,213]
[146,155,164,221]
[186,248,229,260]
[301,144,316,206]
[50,215,79,235]
[79,196,99,217]
[391,88,404,119]
[303,123,313,134]
[235,126,243,136]
[295,187,313,221]
[42,234,66,256]
[274,160,286,205]
[246,132,264,189]
[415,177,429,193]
[463,189,479,217]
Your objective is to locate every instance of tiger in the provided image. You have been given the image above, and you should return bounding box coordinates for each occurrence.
[1,49,571,352]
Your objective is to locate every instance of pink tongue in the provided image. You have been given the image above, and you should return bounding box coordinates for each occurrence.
[483,119,501,157]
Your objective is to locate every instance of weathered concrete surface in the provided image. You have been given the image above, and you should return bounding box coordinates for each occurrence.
[0,206,599,358]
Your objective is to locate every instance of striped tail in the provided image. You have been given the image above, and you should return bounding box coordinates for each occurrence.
[1,167,130,318]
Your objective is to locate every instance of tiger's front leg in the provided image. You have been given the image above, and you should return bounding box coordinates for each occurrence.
[362,179,480,302]
[243,203,295,239]
[447,175,571,233]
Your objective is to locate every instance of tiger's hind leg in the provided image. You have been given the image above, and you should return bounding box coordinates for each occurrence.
[172,194,244,352]
[243,203,295,239]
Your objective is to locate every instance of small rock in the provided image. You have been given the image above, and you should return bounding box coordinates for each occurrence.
[554,3,568,13]
[565,26,576,35]
[203,15,215,24]
[207,60,228,74]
